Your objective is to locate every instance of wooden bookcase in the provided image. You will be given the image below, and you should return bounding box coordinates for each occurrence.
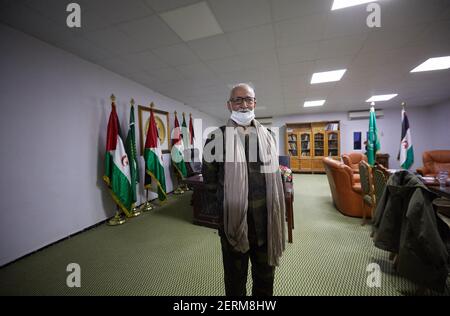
[286,121,340,173]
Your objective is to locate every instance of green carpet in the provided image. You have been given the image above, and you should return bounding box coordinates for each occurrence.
[0,174,448,296]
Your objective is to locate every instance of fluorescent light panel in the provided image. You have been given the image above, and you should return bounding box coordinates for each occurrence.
[160,2,223,42]
[331,0,376,10]
[311,69,346,84]
[410,56,450,73]
[366,94,398,102]
[304,100,326,107]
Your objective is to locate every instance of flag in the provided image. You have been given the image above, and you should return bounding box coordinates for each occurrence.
[144,108,167,201]
[398,108,414,169]
[103,101,133,217]
[367,106,381,166]
[171,113,187,178]
[181,113,190,149]
[189,114,195,147]
[125,103,139,207]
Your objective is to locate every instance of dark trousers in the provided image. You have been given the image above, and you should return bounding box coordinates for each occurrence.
[220,236,275,296]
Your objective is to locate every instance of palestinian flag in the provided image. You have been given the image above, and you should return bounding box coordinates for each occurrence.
[189,114,195,146]
[144,108,167,201]
[367,106,381,166]
[125,103,139,207]
[398,109,414,169]
[171,113,187,178]
[103,102,133,217]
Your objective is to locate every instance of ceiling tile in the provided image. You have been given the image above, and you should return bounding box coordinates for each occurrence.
[82,0,153,24]
[144,0,201,13]
[98,57,141,76]
[316,33,367,60]
[227,24,275,54]
[275,14,326,47]
[322,6,371,40]
[57,36,110,63]
[270,0,331,22]
[152,43,200,66]
[145,67,185,82]
[206,51,278,74]
[0,3,74,45]
[116,15,182,51]
[277,41,318,65]
[187,34,236,61]
[176,63,216,80]
[121,51,168,71]
[208,0,271,32]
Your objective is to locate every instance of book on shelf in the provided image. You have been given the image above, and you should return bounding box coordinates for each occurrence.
[325,123,339,131]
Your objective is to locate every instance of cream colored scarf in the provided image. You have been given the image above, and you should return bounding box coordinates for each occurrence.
[223,119,286,266]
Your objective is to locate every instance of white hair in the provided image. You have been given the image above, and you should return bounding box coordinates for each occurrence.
[229,83,255,99]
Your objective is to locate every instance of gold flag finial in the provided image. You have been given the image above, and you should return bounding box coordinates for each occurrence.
[174,110,177,115]
[182,112,186,118]
[401,101,406,109]
[150,103,154,109]
[110,94,116,102]
[130,98,135,106]
[189,113,192,118]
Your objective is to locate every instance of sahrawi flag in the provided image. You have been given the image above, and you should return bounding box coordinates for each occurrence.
[144,108,167,201]
[171,113,187,178]
[367,106,381,166]
[103,102,133,217]
[189,114,195,147]
[125,103,139,208]
[398,108,414,169]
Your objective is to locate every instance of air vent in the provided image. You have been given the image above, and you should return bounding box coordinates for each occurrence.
[348,109,383,120]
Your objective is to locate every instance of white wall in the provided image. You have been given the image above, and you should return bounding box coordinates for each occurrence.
[273,103,450,170]
[0,24,221,266]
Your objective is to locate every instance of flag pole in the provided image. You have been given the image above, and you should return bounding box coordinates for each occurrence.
[107,93,127,226]
[142,189,154,212]
[128,98,142,218]
[173,111,185,195]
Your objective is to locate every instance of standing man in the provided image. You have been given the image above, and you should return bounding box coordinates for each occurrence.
[203,83,286,296]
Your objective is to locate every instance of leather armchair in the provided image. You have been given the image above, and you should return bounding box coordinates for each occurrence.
[342,152,368,173]
[416,150,450,177]
[323,157,370,218]
[342,152,367,183]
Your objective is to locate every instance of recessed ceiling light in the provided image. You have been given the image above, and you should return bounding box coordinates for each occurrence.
[311,69,347,84]
[160,2,223,42]
[304,100,326,107]
[366,94,398,102]
[410,56,450,73]
[331,0,377,10]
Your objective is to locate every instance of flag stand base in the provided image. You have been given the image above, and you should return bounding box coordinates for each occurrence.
[141,201,153,212]
[174,186,184,194]
[107,211,126,226]
[130,207,141,217]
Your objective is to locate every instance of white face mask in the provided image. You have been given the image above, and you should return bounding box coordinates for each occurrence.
[230,110,255,126]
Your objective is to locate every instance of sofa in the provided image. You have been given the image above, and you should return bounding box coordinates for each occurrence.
[416,150,450,177]
[323,157,370,218]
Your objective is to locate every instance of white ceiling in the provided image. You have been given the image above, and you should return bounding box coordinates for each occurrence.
[1,0,450,120]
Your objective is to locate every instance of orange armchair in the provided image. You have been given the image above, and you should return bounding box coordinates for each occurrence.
[416,150,450,177]
[323,157,370,218]
[342,152,368,173]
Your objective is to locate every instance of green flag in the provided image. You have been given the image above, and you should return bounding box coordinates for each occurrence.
[125,103,139,207]
[367,106,380,166]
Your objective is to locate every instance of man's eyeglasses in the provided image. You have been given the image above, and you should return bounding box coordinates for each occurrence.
[229,97,256,105]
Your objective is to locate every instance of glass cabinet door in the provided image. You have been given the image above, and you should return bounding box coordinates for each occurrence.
[327,132,339,157]
[287,133,298,157]
[300,133,311,157]
[314,132,324,157]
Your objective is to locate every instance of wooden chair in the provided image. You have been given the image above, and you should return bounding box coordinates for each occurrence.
[359,160,375,225]
[373,164,390,209]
